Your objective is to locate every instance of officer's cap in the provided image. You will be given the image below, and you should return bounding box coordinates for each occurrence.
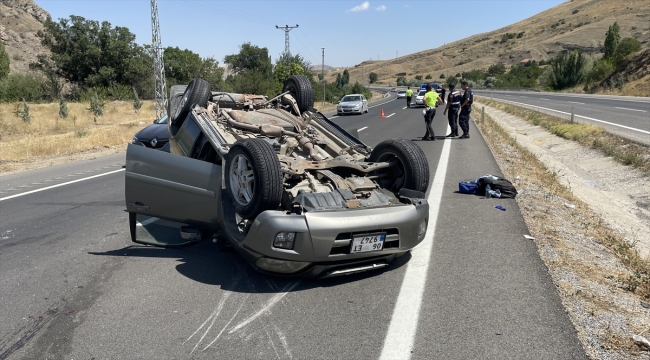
[448,82,455,88]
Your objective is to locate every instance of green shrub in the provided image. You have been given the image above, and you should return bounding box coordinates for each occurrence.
[548,51,587,90]
[439,74,445,79]
[59,95,68,119]
[414,75,422,80]
[368,72,378,84]
[132,87,142,112]
[88,92,104,117]
[0,41,9,80]
[14,98,31,122]
[396,76,407,86]
[572,9,579,15]
[425,74,432,79]
[613,37,642,67]
[0,73,44,102]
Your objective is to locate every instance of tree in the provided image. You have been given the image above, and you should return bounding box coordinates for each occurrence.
[548,51,587,90]
[35,16,140,88]
[613,37,641,66]
[342,69,350,86]
[0,41,9,80]
[414,75,422,80]
[224,42,272,75]
[603,22,620,60]
[425,74,432,80]
[439,74,445,79]
[487,62,506,76]
[396,76,407,86]
[368,72,378,84]
[273,52,312,84]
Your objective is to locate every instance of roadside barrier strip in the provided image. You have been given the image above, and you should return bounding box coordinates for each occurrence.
[380,124,453,359]
[488,97,650,135]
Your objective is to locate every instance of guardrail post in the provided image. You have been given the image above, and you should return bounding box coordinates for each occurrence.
[570,106,574,123]
[490,93,493,101]
[481,106,485,124]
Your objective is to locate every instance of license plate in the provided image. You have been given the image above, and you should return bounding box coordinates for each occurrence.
[351,233,386,253]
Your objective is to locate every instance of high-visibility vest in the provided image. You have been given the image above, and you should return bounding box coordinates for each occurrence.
[424,91,439,107]
[406,89,413,97]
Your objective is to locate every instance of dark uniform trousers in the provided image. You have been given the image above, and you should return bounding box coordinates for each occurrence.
[447,107,459,135]
[406,96,412,108]
[424,108,436,139]
[459,106,471,135]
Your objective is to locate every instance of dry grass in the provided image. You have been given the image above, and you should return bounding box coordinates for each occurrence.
[477,98,650,176]
[476,107,650,357]
[0,100,156,172]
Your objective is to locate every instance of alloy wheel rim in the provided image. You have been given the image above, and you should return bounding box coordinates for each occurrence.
[229,154,255,206]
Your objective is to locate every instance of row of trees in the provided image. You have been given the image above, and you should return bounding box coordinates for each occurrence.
[0,15,371,105]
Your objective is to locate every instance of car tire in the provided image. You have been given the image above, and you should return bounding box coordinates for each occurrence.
[368,138,429,193]
[170,78,211,127]
[225,139,283,219]
[282,75,313,113]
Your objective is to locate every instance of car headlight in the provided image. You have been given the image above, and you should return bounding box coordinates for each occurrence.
[132,136,138,144]
[274,232,296,249]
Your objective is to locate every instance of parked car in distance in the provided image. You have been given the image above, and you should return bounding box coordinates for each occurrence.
[125,76,430,278]
[391,87,397,92]
[337,94,369,115]
[132,114,170,150]
[396,90,407,99]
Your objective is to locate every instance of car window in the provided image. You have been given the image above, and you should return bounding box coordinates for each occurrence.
[397,91,406,94]
[418,90,426,96]
[342,96,360,102]
[156,114,169,124]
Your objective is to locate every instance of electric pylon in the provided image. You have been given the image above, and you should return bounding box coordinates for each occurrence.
[275,24,299,57]
[151,0,168,119]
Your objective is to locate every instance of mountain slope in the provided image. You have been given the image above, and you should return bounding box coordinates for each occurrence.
[0,0,50,74]
[335,0,650,85]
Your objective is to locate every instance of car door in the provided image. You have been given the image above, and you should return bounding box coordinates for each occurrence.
[125,144,222,228]
[362,96,367,112]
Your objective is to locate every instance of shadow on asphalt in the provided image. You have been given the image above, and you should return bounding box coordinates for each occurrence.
[88,241,411,294]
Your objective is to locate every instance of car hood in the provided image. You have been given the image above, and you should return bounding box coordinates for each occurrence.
[339,101,362,106]
[134,123,169,141]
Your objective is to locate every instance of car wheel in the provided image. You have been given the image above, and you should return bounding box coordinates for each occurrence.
[282,75,314,114]
[225,139,283,219]
[170,78,211,127]
[368,138,430,193]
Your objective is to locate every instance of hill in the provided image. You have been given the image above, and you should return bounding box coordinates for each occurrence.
[333,0,650,86]
[0,0,50,74]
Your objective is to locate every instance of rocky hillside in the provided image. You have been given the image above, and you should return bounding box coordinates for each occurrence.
[334,0,650,85]
[0,0,50,74]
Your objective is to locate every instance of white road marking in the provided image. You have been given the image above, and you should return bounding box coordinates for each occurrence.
[386,113,396,118]
[520,96,528,98]
[615,107,647,112]
[0,168,125,202]
[358,126,368,131]
[402,106,407,109]
[568,101,585,104]
[539,98,550,101]
[330,116,339,119]
[368,98,396,109]
[228,281,300,334]
[136,217,160,227]
[490,98,650,135]
[380,123,453,360]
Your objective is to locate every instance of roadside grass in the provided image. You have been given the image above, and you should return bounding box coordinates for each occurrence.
[0,101,156,172]
[477,98,650,176]
[476,108,650,354]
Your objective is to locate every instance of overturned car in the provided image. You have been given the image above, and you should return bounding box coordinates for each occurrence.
[125,76,430,277]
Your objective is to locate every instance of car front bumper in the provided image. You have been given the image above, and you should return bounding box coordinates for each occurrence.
[233,201,429,277]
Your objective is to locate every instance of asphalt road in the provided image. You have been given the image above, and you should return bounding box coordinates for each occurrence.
[0,95,586,359]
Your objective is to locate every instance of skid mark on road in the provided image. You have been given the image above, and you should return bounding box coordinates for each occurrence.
[266,329,282,360]
[187,291,233,354]
[274,324,293,359]
[228,281,300,334]
[202,295,249,351]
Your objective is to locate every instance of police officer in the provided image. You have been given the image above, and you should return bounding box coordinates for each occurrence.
[405,86,413,108]
[422,84,442,141]
[458,80,473,139]
[443,82,461,137]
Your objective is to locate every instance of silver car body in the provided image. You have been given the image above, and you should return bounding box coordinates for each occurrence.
[336,94,368,115]
[125,80,429,278]
[396,91,406,99]
[412,90,426,107]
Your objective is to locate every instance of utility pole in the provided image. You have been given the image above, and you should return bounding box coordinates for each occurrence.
[321,48,325,107]
[275,24,299,58]
[150,0,167,119]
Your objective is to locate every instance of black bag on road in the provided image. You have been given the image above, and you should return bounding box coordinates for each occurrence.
[477,177,517,198]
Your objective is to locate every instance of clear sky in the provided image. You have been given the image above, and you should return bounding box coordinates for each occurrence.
[36,0,566,67]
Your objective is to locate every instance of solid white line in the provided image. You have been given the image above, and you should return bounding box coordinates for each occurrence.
[358,126,368,131]
[568,101,585,104]
[0,168,125,202]
[491,98,650,135]
[379,124,452,360]
[615,107,647,112]
[386,113,396,118]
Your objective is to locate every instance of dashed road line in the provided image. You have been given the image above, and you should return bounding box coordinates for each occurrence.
[568,101,585,104]
[0,168,125,202]
[358,126,368,131]
[402,106,407,109]
[615,107,647,112]
[330,116,339,119]
[386,113,396,118]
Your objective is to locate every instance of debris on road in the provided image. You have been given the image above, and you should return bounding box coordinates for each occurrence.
[633,334,650,349]
[564,203,576,209]
[495,206,506,211]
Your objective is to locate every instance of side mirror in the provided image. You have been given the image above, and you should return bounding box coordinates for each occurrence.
[153,119,158,124]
